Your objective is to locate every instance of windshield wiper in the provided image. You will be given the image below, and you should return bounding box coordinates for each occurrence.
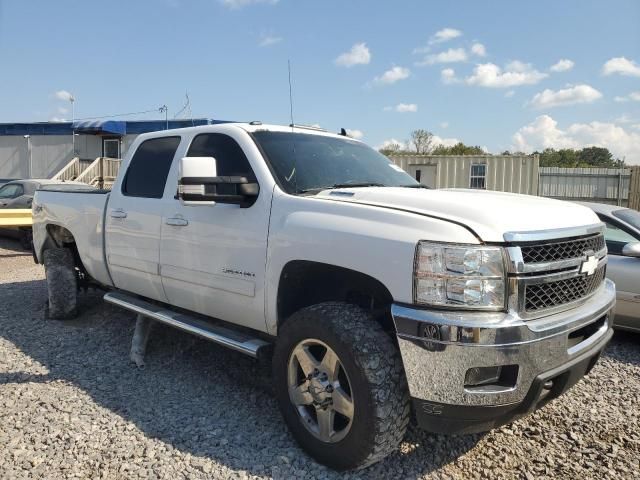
[296,182,386,195]
[400,184,430,189]
[331,182,387,189]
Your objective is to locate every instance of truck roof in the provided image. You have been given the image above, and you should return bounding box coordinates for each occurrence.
[134,122,360,142]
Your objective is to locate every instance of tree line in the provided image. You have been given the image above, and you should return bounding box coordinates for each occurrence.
[379,129,625,168]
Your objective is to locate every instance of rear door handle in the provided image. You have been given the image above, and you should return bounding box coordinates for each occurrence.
[110,209,127,219]
[165,217,188,227]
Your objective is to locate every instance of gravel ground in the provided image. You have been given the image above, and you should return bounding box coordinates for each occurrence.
[0,236,639,479]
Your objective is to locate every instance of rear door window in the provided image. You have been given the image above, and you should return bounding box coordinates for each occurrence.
[123,136,181,198]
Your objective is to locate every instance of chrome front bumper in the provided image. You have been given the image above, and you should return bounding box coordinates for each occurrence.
[393,279,616,432]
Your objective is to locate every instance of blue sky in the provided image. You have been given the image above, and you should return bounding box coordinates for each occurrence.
[1,0,639,162]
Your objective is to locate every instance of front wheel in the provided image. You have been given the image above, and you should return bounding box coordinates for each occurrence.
[273,302,410,470]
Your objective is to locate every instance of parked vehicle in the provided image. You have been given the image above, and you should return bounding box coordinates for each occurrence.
[0,179,92,249]
[577,202,640,332]
[32,123,616,470]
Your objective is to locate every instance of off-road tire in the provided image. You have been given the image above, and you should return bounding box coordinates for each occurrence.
[43,248,77,320]
[273,302,410,470]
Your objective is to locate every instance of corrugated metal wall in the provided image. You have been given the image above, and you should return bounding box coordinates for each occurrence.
[389,154,540,195]
[538,167,630,206]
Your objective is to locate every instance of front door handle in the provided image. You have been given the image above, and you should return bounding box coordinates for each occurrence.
[110,209,127,219]
[165,217,188,227]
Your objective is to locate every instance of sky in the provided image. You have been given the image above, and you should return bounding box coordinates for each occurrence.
[0,0,639,163]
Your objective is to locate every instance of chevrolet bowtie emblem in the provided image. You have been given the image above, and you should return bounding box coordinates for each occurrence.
[579,255,598,276]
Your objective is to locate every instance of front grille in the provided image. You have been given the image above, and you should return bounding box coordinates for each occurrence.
[524,265,606,312]
[520,234,605,264]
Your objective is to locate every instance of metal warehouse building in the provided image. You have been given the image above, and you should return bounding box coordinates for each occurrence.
[0,119,214,180]
[389,154,540,195]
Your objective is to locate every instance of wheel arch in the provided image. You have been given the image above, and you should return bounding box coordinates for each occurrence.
[276,260,396,334]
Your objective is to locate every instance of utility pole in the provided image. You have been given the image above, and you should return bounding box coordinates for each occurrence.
[70,94,76,156]
[159,105,168,130]
[23,135,32,178]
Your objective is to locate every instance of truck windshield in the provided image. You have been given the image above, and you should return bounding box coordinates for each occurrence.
[252,131,419,194]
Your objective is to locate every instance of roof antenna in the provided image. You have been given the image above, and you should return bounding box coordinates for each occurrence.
[285,60,298,191]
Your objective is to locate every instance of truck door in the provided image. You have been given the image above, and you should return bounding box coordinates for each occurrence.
[159,132,272,332]
[105,136,182,301]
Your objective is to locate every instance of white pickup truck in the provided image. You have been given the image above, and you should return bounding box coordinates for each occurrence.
[33,123,616,470]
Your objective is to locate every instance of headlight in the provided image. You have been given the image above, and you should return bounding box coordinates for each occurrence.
[414,242,506,310]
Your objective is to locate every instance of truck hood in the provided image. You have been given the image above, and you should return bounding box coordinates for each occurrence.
[314,187,601,242]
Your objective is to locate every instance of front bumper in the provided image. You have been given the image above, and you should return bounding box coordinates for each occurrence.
[393,279,616,434]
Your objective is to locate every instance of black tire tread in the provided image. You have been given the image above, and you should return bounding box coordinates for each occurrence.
[43,248,77,320]
[276,302,410,470]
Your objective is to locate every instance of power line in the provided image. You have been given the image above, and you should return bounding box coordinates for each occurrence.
[71,107,164,122]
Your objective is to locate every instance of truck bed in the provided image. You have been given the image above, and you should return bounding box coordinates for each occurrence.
[32,189,113,287]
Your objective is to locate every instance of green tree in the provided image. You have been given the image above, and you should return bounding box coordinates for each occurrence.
[431,142,485,155]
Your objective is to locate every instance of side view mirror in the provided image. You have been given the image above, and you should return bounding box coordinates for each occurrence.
[178,156,259,207]
[621,242,640,258]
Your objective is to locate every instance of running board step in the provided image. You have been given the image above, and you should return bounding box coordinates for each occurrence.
[104,291,271,358]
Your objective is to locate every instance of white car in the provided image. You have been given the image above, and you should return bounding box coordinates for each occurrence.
[577,202,640,332]
[32,123,615,469]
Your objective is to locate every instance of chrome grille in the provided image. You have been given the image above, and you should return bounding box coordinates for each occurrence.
[524,265,606,312]
[520,234,605,264]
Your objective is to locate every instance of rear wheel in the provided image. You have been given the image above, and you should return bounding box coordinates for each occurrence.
[43,248,77,320]
[273,302,410,470]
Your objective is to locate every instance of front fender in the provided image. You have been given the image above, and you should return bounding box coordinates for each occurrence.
[264,190,478,334]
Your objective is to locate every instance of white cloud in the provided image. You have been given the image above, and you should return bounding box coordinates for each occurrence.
[377,138,405,150]
[529,84,602,109]
[441,68,459,84]
[512,115,640,163]
[440,121,449,129]
[373,66,410,85]
[54,90,74,102]
[57,106,69,114]
[346,129,364,140]
[417,48,467,66]
[470,43,486,57]
[220,0,278,9]
[395,103,418,113]
[259,34,282,47]
[49,116,66,122]
[335,43,371,67]
[505,90,515,98]
[602,57,640,77]
[430,28,462,45]
[465,62,548,88]
[632,124,640,131]
[550,59,574,72]
[431,135,460,148]
[614,91,640,103]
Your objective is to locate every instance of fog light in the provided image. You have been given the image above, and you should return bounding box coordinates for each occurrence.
[465,366,502,387]
[464,365,519,389]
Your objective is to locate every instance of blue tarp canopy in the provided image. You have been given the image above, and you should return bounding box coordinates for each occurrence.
[72,120,126,135]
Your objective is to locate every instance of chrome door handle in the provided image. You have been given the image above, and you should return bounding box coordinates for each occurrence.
[110,209,127,219]
[165,217,188,227]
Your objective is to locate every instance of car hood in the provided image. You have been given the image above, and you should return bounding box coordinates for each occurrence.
[314,187,601,242]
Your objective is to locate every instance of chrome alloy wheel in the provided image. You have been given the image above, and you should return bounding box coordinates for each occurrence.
[287,339,355,443]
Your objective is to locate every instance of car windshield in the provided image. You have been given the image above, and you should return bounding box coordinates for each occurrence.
[613,208,640,232]
[252,131,419,194]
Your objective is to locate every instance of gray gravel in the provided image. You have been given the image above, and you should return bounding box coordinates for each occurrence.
[0,236,639,479]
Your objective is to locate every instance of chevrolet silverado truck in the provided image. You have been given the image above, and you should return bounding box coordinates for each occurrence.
[32,123,616,470]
